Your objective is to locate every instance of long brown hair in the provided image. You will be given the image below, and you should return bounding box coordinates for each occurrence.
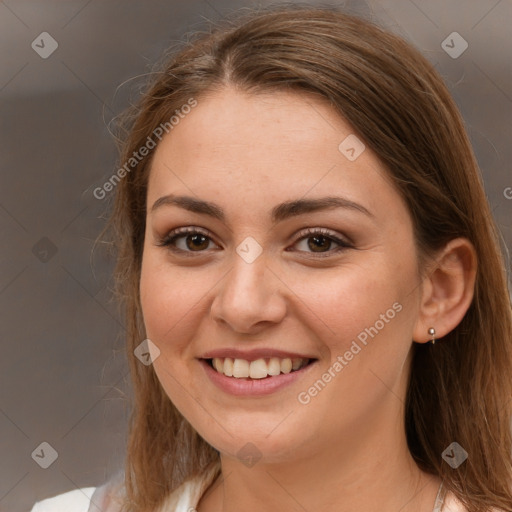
[106,4,512,511]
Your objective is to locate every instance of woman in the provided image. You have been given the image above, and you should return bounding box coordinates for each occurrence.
[31,4,512,512]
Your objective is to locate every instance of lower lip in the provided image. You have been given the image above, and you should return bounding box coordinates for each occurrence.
[199,359,317,397]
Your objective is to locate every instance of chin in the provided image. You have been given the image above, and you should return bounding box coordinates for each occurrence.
[193,420,310,465]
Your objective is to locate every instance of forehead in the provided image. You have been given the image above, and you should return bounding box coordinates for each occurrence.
[158,87,353,158]
[146,87,403,222]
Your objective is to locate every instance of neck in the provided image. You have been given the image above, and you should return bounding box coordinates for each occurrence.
[198,406,441,512]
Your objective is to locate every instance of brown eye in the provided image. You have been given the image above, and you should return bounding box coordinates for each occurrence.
[158,227,219,254]
[307,234,333,252]
[184,233,210,251]
[292,228,353,257]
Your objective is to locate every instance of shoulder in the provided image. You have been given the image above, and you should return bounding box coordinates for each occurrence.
[30,487,96,512]
[30,470,125,512]
[443,491,504,512]
[442,492,468,511]
[156,461,222,512]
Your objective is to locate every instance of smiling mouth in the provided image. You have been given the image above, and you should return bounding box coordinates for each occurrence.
[205,357,316,379]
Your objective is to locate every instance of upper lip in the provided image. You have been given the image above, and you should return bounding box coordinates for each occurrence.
[199,348,317,362]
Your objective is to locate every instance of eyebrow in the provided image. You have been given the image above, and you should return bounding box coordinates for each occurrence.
[150,194,374,223]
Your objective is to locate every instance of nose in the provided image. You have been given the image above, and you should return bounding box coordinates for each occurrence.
[210,251,287,335]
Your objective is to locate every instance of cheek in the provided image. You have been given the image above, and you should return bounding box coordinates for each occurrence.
[279,259,410,354]
[284,259,417,412]
[292,273,414,420]
[140,251,203,344]
[139,251,206,411]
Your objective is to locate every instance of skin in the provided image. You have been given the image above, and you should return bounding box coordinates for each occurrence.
[139,86,476,512]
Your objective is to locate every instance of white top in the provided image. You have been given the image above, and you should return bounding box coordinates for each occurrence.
[30,462,473,512]
[30,487,96,512]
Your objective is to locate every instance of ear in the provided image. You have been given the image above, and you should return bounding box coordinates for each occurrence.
[413,238,477,343]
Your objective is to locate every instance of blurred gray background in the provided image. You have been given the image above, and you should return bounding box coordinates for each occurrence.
[0,1,510,511]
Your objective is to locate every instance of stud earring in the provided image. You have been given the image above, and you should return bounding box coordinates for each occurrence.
[428,327,436,345]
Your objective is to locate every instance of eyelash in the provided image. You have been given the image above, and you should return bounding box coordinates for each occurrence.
[156,226,353,258]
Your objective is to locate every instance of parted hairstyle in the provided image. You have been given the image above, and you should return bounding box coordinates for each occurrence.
[106,4,512,511]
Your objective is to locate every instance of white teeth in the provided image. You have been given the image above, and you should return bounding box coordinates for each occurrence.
[211,356,309,379]
[281,358,292,374]
[268,357,281,376]
[212,358,223,372]
[223,358,233,377]
[233,359,249,378]
[249,359,268,379]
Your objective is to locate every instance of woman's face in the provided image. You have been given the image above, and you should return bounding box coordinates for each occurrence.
[140,87,423,464]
